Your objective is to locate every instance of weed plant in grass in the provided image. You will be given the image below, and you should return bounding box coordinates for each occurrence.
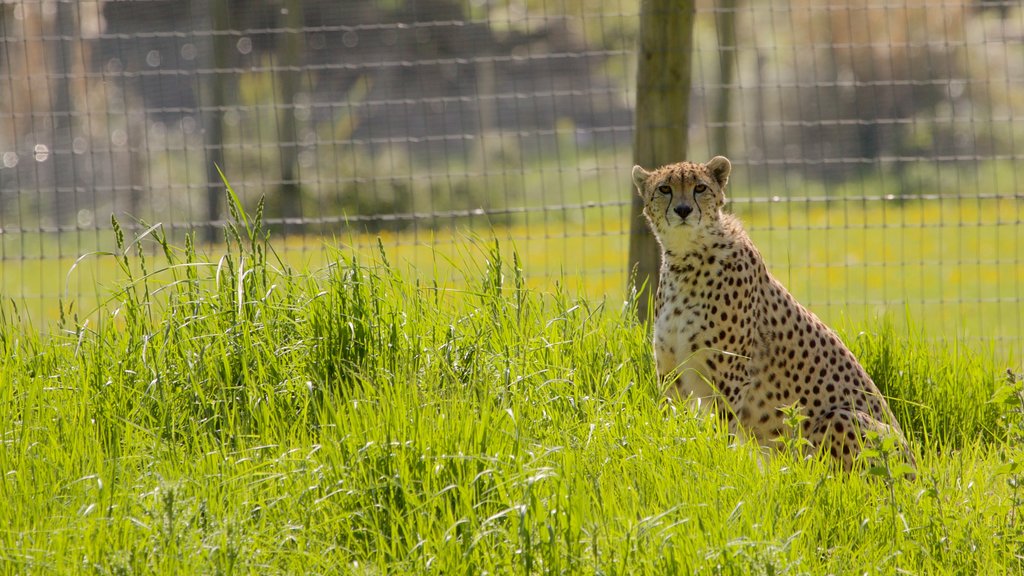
[1,192,1024,573]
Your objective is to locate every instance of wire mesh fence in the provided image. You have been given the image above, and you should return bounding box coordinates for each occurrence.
[1,0,1022,357]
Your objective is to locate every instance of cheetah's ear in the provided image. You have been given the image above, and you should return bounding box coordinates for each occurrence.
[705,156,732,188]
[631,165,651,195]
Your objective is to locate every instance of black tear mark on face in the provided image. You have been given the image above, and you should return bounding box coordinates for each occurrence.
[693,186,703,225]
[656,181,673,224]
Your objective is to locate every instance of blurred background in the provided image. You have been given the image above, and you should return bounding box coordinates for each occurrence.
[1,0,1022,358]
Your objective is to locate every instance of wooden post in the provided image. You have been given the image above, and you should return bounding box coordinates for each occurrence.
[628,0,696,322]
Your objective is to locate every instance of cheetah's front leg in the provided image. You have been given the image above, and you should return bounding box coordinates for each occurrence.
[662,360,722,416]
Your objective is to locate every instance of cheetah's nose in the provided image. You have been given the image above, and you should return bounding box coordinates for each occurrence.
[674,204,693,220]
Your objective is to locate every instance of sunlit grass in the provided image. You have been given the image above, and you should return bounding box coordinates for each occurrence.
[1,199,1023,572]
[4,195,1023,360]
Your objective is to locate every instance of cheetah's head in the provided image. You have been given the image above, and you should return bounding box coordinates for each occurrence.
[632,156,732,244]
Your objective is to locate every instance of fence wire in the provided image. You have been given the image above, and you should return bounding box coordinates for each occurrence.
[1,0,1022,357]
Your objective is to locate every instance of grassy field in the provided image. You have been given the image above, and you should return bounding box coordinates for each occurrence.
[10,193,1020,358]
[2,202,1024,573]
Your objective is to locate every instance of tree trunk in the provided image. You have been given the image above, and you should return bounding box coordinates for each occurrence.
[628,0,696,322]
[203,0,229,243]
[278,0,304,236]
[712,0,737,156]
[51,1,77,228]
[126,80,146,223]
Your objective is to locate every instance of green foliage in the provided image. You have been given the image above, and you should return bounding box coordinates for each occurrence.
[849,320,1005,448]
[0,190,1023,573]
[993,369,1024,554]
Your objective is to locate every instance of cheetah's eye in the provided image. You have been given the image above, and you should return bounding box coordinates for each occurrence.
[657,185,672,195]
[694,184,708,194]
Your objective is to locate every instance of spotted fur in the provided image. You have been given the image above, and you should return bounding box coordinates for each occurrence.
[633,156,914,474]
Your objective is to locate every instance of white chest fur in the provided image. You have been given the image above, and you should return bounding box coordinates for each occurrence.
[652,257,722,406]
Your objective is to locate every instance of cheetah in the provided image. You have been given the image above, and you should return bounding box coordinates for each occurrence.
[632,156,914,475]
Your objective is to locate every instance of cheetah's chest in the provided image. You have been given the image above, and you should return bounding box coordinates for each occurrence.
[652,294,705,378]
[653,250,758,401]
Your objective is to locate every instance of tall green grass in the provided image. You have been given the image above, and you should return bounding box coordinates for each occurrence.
[1,194,1023,573]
